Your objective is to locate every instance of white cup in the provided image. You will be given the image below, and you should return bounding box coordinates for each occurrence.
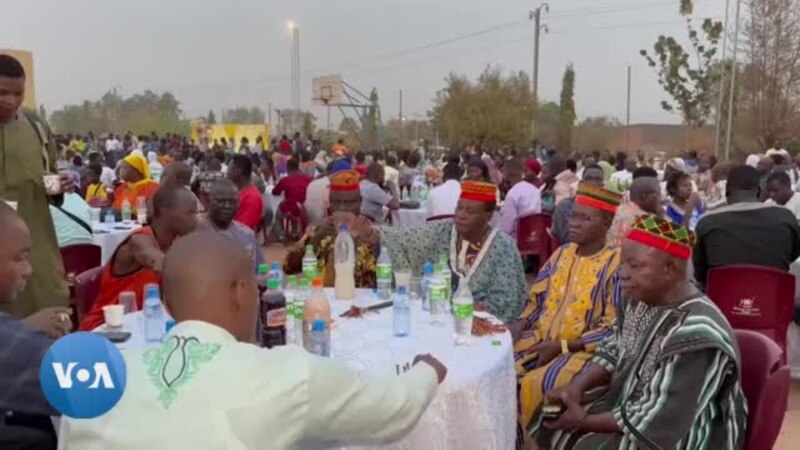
[43,174,61,195]
[89,208,102,225]
[102,304,125,329]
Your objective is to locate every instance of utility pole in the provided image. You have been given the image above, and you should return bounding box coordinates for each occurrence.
[626,65,631,153]
[714,0,731,157]
[724,0,742,161]
[399,89,404,146]
[529,4,549,141]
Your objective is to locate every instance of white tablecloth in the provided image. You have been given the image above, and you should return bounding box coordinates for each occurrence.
[393,208,429,227]
[92,222,141,265]
[113,289,516,450]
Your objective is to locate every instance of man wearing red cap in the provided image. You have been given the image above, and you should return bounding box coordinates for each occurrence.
[381,180,526,323]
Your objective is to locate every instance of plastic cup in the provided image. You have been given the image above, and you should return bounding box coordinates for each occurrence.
[43,174,61,195]
[89,208,101,225]
[118,291,138,314]
[102,304,124,329]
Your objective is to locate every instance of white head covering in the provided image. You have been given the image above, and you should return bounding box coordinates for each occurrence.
[666,157,688,174]
[745,154,761,168]
[147,151,159,163]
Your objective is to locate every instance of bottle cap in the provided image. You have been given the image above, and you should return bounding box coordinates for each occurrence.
[312,277,323,288]
[267,279,280,290]
[271,261,280,271]
[144,283,160,299]
[305,244,314,252]
[312,319,326,331]
[165,319,176,333]
[286,275,297,287]
[423,262,433,275]
[257,263,268,275]
[397,286,407,295]
[339,224,349,233]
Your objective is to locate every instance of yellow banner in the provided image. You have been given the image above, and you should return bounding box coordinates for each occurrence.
[191,122,270,150]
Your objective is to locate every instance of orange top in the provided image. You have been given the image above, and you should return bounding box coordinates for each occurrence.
[332,143,348,157]
[112,180,160,212]
[79,227,162,330]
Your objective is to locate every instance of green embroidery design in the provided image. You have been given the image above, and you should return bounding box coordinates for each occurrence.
[143,336,221,409]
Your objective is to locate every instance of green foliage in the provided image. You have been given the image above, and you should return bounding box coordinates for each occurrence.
[640,0,723,127]
[558,64,577,151]
[301,111,317,137]
[38,104,47,121]
[50,89,187,135]
[366,88,380,148]
[429,66,535,149]
[206,110,216,124]
[221,106,265,124]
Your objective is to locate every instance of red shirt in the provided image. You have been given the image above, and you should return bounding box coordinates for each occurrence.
[234,185,264,231]
[272,172,313,206]
[279,139,293,155]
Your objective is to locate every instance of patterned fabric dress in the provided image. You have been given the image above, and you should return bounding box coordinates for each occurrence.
[543,294,747,450]
[380,220,527,323]
[515,243,621,438]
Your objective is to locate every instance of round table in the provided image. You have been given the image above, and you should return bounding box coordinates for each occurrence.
[113,289,516,450]
[92,222,141,265]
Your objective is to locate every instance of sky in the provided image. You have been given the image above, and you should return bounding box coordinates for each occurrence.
[0,0,730,128]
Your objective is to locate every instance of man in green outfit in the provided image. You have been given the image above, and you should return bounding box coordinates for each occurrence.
[0,53,71,318]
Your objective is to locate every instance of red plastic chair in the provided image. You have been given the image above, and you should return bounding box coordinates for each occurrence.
[72,266,103,324]
[735,330,791,450]
[426,214,454,222]
[516,214,552,271]
[60,244,101,280]
[706,265,795,363]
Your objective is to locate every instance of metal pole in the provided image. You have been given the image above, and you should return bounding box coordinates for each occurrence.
[724,0,742,161]
[327,105,331,131]
[626,65,631,153]
[399,89,404,146]
[714,0,731,157]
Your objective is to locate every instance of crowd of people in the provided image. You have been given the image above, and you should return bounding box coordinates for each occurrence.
[0,51,796,449]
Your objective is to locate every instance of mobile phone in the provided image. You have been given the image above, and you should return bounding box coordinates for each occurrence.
[95,331,132,343]
[541,404,564,420]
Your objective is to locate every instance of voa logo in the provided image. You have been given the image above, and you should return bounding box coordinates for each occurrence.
[40,332,127,418]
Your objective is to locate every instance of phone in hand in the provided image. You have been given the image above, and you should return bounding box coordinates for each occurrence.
[94,331,131,343]
[541,403,564,420]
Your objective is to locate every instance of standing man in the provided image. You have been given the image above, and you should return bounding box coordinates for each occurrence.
[766,171,800,221]
[228,155,264,231]
[0,54,71,317]
[201,179,265,270]
[359,163,399,224]
[496,158,541,237]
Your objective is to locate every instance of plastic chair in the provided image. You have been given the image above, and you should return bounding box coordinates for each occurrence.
[516,214,552,271]
[426,214,454,222]
[60,244,101,280]
[706,265,795,363]
[735,330,791,450]
[72,266,103,324]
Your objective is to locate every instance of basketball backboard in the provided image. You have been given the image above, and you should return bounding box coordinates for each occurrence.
[312,75,343,106]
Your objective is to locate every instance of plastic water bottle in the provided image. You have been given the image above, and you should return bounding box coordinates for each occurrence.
[104,210,115,224]
[284,275,298,345]
[334,225,356,300]
[294,276,309,344]
[268,261,284,289]
[303,278,331,352]
[121,199,132,223]
[421,262,433,312]
[308,319,330,357]
[302,245,317,281]
[438,254,452,302]
[429,270,448,326]
[144,284,165,342]
[453,281,475,345]
[393,286,411,337]
[376,246,393,300]
[135,196,147,225]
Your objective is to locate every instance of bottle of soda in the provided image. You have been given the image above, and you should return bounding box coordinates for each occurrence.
[393,286,411,337]
[302,245,317,281]
[421,262,433,312]
[136,196,147,225]
[260,278,286,348]
[376,246,393,300]
[256,263,269,297]
[121,199,132,223]
[452,280,474,346]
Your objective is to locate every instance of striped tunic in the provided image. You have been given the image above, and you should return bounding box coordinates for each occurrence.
[545,295,747,450]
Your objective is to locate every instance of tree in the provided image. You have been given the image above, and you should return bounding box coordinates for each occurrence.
[206,110,217,124]
[640,0,723,127]
[737,0,800,149]
[339,117,360,134]
[573,116,622,151]
[38,104,47,121]
[301,111,317,137]
[366,88,380,148]
[429,66,534,149]
[558,64,577,151]
[222,106,266,124]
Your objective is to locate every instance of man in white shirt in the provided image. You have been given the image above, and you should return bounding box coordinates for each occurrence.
[305,174,331,226]
[766,171,800,221]
[609,158,637,192]
[496,158,541,236]
[384,154,401,195]
[87,152,116,189]
[426,162,462,219]
[60,231,446,449]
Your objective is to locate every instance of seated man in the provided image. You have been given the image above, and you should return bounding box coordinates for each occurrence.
[284,170,378,288]
[80,185,198,330]
[426,162,461,219]
[199,179,264,270]
[605,175,662,247]
[540,215,746,449]
[360,162,399,224]
[766,171,800,220]
[496,158,541,237]
[552,164,605,244]
[380,181,527,323]
[61,231,447,449]
[694,164,800,288]
[272,158,313,234]
[49,192,93,248]
[0,203,71,449]
[510,182,622,443]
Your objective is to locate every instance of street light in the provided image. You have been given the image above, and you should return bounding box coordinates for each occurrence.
[287,20,300,133]
[287,20,296,31]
